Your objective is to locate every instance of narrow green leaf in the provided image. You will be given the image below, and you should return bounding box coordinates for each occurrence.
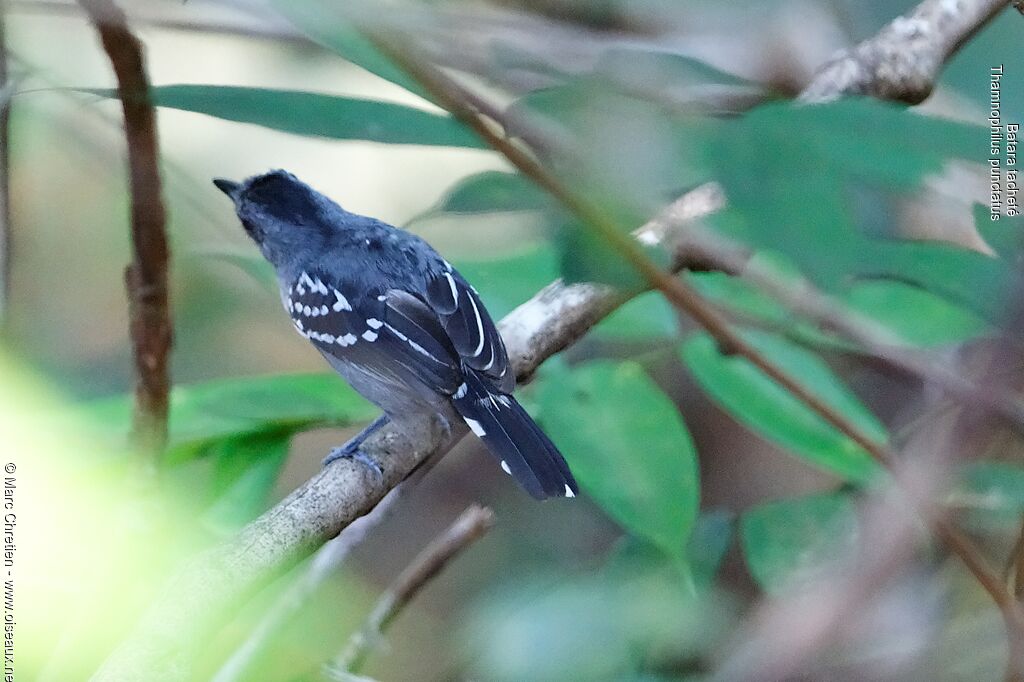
[840,280,990,347]
[536,360,700,557]
[680,330,885,483]
[271,0,429,99]
[740,492,858,593]
[92,85,485,148]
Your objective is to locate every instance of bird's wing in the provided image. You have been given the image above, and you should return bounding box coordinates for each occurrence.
[423,264,515,393]
[284,269,461,397]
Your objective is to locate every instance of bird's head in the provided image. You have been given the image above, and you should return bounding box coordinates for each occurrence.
[214,169,336,268]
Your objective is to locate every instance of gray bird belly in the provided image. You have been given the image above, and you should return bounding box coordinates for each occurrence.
[322,351,450,419]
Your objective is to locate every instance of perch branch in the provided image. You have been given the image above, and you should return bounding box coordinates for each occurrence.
[324,505,495,678]
[77,0,172,457]
[800,0,1013,103]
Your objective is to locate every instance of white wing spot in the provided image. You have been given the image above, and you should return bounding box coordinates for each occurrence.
[362,330,378,342]
[298,271,315,294]
[320,333,335,343]
[564,485,575,498]
[313,277,328,295]
[332,289,352,312]
[366,318,383,329]
[320,305,329,315]
[377,295,388,302]
[464,417,486,437]
[303,305,312,317]
[454,382,468,399]
[293,319,304,331]
[500,460,511,475]
[338,333,357,347]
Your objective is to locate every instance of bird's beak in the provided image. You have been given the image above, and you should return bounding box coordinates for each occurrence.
[213,177,242,201]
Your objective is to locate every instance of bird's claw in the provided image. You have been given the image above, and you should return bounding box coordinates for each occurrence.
[323,444,384,481]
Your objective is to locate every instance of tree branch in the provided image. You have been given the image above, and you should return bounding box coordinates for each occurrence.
[324,505,495,678]
[800,0,1013,103]
[77,0,172,457]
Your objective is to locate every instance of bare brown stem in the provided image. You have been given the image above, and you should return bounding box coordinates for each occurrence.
[324,505,495,678]
[77,0,172,457]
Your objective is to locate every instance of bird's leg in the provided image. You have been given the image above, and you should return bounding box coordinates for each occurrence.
[323,414,390,478]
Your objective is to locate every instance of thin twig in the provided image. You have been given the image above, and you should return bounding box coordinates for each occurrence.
[77,0,172,458]
[324,505,495,678]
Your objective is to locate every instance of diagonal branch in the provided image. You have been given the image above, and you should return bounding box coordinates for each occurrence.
[800,0,1013,104]
[324,505,495,678]
[77,0,172,458]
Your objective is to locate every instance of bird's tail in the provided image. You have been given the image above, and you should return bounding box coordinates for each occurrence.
[452,370,578,500]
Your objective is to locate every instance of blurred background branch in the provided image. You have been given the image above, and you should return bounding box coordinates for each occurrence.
[76,0,171,458]
[801,0,1015,103]
[325,504,495,678]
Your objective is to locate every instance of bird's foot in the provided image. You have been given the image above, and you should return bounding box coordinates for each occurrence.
[323,443,384,480]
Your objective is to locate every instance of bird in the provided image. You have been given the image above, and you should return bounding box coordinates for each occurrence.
[214,169,578,500]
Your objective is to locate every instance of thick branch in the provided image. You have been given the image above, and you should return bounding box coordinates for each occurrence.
[78,0,172,456]
[325,505,495,678]
[800,0,1012,103]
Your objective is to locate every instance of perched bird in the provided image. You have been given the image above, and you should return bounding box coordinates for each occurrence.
[214,170,578,499]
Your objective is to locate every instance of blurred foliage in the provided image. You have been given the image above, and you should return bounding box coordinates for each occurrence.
[740,491,858,593]
[14,0,1024,679]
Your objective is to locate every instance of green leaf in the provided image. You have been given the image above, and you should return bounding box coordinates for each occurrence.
[740,492,858,593]
[686,509,734,589]
[840,279,990,347]
[951,461,1024,529]
[680,330,885,483]
[202,432,293,533]
[592,291,679,342]
[434,171,549,214]
[92,85,485,148]
[536,360,700,557]
[271,0,429,99]
[83,373,376,460]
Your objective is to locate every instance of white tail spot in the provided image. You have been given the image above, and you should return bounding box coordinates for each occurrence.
[464,417,486,437]
[500,460,511,475]
[564,485,575,498]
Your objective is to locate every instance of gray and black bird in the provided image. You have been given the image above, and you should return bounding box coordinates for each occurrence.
[214,170,578,499]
